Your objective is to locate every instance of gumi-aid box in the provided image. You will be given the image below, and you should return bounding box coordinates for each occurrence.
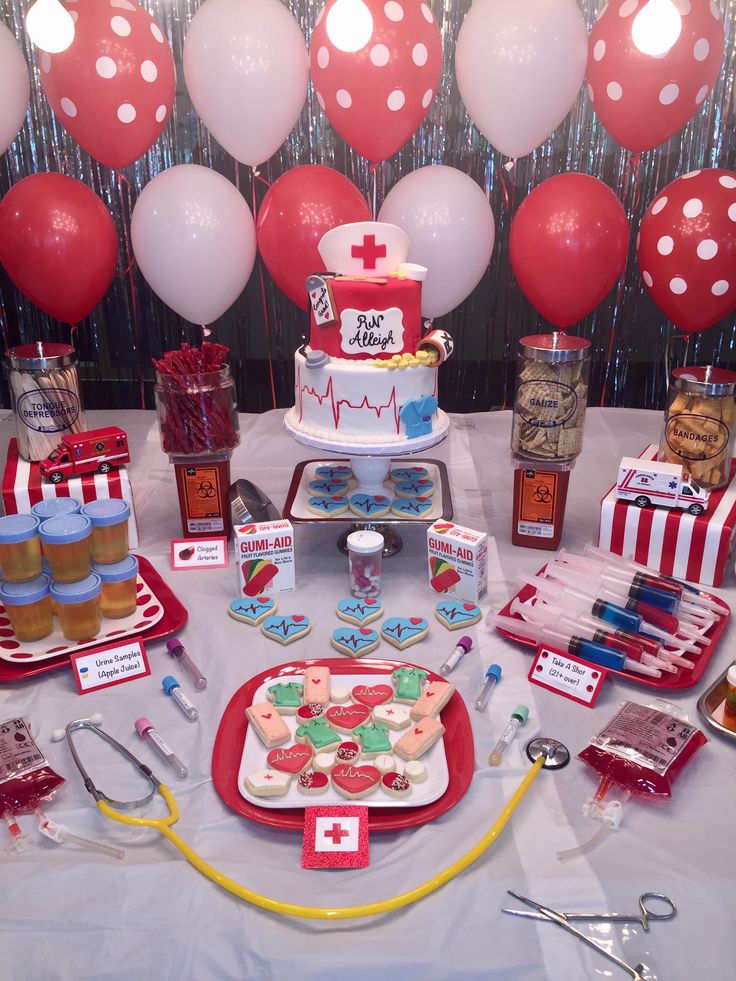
[234,519,295,596]
[427,520,488,603]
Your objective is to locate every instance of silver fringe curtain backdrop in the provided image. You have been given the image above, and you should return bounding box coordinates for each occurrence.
[1,0,735,413]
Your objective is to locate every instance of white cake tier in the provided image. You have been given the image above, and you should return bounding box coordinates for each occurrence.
[288,346,441,446]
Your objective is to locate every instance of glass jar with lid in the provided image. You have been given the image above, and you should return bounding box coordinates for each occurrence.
[659,366,736,490]
[511,333,591,462]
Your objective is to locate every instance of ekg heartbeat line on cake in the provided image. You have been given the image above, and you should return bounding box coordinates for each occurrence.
[297,367,401,432]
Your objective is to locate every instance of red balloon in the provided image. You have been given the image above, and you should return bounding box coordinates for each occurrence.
[310,0,442,162]
[0,173,119,323]
[40,0,175,169]
[637,168,736,335]
[510,173,630,329]
[586,0,724,153]
[256,165,371,309]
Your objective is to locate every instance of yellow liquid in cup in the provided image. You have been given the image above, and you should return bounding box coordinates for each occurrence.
[57,596,101,641]
[43,536,92,583]
[91,523,129,564]
[6,596,53,642]
[0,538,42,583]
[100,578,137,619]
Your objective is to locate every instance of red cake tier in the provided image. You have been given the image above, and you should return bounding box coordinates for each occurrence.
[309,278,422,361]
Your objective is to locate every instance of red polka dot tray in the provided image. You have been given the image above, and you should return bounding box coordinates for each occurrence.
[0,556,186,676]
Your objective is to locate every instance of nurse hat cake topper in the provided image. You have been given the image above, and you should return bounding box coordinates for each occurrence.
[318,221,413,278]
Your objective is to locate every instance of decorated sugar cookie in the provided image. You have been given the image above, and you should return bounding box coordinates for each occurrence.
[394,717,445,761]
[373,753,396,775]
[266,681,304,714]
[331,763,380,800]
[390,466,429,482]
[245,703,290,748]
[336,598,383,626]
[312,751,337,772]
[390,496,433,518]
[331,626,380,658]
[307,495,349,517]
[373,702,412,730]
[296,770,329,795]
[394,478,435,498]
[381,617,429,651]
[392,666,428,702]
[348,493,392,519]
[243,769,291,798]
[381,772,412,798]
[228,595,275,626]
[308,478,348,496]
[330,686,351,703]
[435,598,482,631]
[304,666,330,705]
[261,615,311,645]
[409,680,455,721]
[335,741,360,764]
[296,704,324,721]
[295,716,341,751]
[325,704,371,732]
[351,684,393,708]
[266,744,313,775]
[315,464,353,481]
[353,721,392,758]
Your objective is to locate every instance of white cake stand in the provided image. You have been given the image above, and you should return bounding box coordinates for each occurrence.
[283,408,451,555]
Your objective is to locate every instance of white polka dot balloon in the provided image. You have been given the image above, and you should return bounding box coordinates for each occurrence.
[637,169,736,334]
[39,0,175,169]
[586,0,725,151]
[310,0,442,162]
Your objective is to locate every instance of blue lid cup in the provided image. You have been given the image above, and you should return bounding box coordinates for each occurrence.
[32,498,81,521]
[81,499,130,527]
[38,514,92,583]
[0,514,42,582]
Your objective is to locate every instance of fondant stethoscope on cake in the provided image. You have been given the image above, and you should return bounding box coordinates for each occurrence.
[54,715,568,920]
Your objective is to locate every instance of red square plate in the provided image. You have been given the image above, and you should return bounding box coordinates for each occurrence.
[212,657,474,832]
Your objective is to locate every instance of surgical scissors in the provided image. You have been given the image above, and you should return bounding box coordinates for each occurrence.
[502,891,676,981]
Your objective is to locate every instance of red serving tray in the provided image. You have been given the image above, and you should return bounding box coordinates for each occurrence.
[212,657,474,832]
[497,566,730,692]
[0,556,187,683]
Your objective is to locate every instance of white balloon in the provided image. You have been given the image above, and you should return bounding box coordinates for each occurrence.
[183,0,309,168]
[0,22,30,155]
[379,166,495,320]
[131,165,256,325]
[455,0,588,160]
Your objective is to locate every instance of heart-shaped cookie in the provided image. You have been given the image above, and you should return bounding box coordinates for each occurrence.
[315,464,353,480]
[325,703,371,731]
[307,495,349,516]
[435,598,482,631]
[381,616,429,650]
[390,466,429,482]
[390,496,433,518]
[228,595,276,626]
[331,626,380,658]
[348,494,392,519]
[351,684,393,708]
[308,478,348,496]
[261,615,311,645]
[336,597,383,625]
[266,744,313,775]
[394,478,435,498]
[331,763,380,799]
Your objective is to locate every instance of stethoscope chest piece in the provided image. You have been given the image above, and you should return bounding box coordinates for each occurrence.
[526,737,571,770]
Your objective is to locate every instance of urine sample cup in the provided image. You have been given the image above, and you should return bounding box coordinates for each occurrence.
[82,499,130,564]
[50,573,102,641]
[39,514,92,583]
[94,555,139,619]
[0,514,42,582]
[0,574,53,642]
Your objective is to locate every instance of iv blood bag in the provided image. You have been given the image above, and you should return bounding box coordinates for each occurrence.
[0,718,65,816]
[578,701,706,804]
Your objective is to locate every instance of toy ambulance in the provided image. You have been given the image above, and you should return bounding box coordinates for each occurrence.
[616,457,710,515]
[39,427,130,483]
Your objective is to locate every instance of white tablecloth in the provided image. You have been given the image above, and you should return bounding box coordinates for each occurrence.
[0,408,730,981]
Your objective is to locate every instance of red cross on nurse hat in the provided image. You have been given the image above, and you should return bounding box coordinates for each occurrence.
[318,221,411,278]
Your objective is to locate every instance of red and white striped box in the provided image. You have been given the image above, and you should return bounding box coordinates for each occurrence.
[599,443,736,587]
[2,438,139,548]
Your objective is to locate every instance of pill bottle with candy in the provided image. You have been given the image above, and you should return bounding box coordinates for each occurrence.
[511,333,591,462]
[659,366,736,490]
[347,530,384,598]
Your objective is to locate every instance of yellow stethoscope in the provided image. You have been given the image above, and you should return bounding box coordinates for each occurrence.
[57,716,569,921]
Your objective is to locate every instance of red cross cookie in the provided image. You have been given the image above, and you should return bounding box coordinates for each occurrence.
[41,0,176,169]
[302,804,369,868]
[637,169,736,334]
[310,0,442,162]
[586,0,724,152]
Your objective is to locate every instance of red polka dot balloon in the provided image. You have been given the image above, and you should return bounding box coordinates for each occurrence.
[310,0,442,163]
[40,0,175,170]
[637,169,736,335]
[586,0,724,153]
